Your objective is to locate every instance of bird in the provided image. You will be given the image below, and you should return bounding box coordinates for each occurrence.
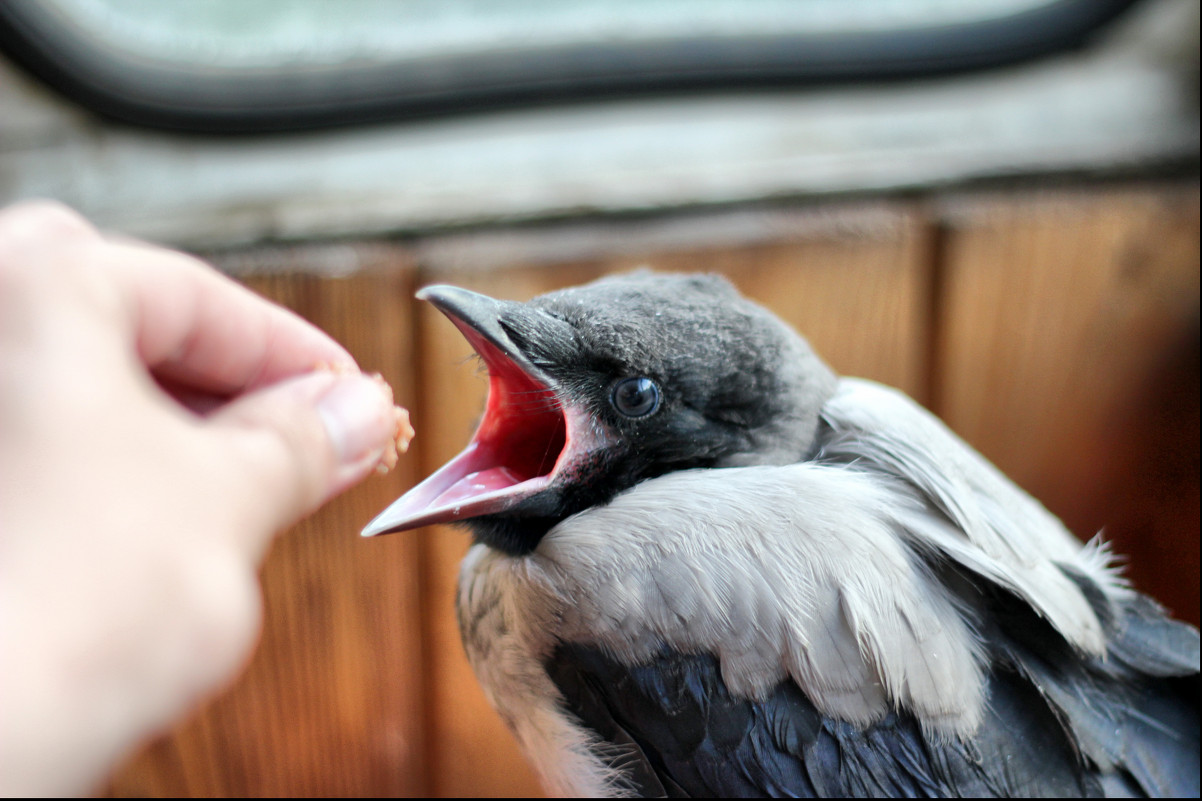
[362,271,1199,798]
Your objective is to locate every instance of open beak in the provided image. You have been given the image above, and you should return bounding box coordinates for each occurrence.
[361,285,610,537]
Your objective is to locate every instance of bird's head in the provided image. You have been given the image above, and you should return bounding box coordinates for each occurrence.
[362,271,837,555]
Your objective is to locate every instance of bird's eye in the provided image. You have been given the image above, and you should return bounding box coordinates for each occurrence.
[611,377,660,418]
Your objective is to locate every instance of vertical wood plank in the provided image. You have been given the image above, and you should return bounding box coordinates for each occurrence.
[106,247,429,796]
[415,202,929,797]
[936,184,1200,620]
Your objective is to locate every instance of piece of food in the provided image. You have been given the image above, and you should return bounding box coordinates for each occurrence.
[377,397,415,473]
[315,362,413,473]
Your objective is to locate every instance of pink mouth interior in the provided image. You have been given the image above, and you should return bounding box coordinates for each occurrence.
[361,313,572,536]
[429,323,567,506]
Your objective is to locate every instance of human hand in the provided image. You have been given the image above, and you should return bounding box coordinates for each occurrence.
[0,202,402,796]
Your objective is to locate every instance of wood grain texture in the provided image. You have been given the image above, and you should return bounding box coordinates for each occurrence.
[106,248,430,797]
[415,203,930,798]
[935,184,1200,622]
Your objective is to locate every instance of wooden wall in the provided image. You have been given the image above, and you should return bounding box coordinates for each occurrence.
[106,182,1199,798]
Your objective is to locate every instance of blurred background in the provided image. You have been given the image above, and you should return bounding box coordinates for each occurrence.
[0,0,1197,796]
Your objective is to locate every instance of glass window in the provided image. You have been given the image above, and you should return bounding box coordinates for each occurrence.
[0,0,1141,131]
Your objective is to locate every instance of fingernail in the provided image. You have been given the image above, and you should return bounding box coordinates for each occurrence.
[315,375,391,465]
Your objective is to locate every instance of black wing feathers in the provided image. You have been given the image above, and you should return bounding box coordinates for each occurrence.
[964,564,1199,798]
[542,647,673,797]
[548,643,1101,797]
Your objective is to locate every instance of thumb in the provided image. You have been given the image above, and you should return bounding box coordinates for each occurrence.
[205,371,398,552]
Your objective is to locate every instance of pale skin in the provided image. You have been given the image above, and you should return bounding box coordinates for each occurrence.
[0,202,401,796]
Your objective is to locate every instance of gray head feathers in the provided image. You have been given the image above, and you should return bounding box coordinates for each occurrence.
[527,271,838,467]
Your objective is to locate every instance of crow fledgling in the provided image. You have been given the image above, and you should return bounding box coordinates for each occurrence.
[363,271,1199,798]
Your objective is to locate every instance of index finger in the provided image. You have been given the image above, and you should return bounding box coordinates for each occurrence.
[104,239,358,397]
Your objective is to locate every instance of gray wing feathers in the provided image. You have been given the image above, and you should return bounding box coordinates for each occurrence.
[819,378,1122,656]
